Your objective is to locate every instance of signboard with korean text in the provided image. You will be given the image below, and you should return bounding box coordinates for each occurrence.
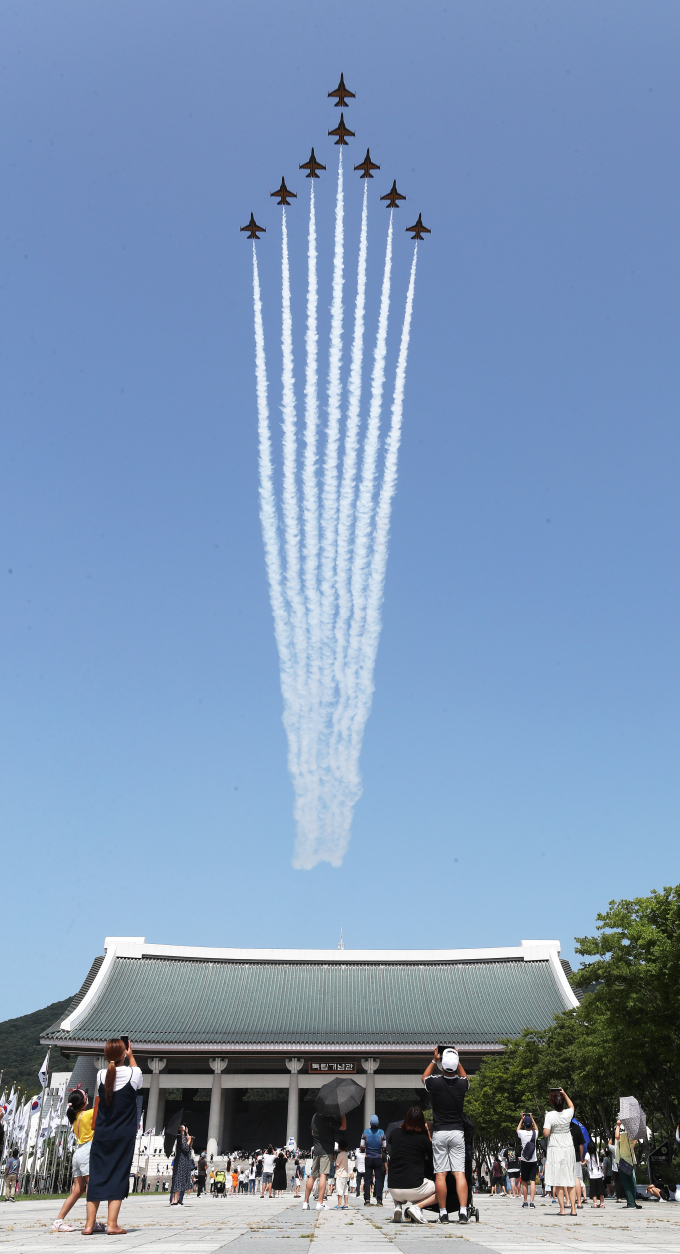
[308,1060,357,1073]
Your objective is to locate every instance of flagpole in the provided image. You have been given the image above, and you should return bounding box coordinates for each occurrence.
[27,1046,50,1195]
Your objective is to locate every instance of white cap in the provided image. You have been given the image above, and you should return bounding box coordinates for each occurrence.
[441,1048,459,1073]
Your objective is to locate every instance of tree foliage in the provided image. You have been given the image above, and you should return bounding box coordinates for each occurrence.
[467,884,680,1170]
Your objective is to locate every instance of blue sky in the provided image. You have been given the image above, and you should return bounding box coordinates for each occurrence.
[2,1,679,1017]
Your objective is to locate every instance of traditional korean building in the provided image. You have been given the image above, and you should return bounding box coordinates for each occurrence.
[42,936,578,1154]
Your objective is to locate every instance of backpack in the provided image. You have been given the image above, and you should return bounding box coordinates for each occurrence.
[521,1133,536,1161]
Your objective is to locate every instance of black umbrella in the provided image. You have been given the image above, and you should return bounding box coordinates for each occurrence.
[164,1108,185,1158]
[315,1076,364,1118]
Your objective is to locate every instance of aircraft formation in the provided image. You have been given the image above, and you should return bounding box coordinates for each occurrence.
[241,74,429,244]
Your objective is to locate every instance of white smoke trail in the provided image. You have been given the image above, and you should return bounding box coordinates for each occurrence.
[301,184,321,797]
[296,151,344,868]
[349,248,418,773]
[280,211,311,834]
[329,182,368,820]
[251,244,300,786]
[333,211,394,827]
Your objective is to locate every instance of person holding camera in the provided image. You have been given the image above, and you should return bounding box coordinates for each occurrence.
[52,1089,98,1230]
[543,1087,576,1216]
[516,1112,538,1208]
[84,1038,143,1235]
[422,1046,470,1224]
[171,1126,194,1205]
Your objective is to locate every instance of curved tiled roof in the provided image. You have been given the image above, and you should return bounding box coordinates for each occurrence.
[42,941,575,1053]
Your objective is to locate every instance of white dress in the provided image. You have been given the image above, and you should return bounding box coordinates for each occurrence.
[544,1108,576,1187]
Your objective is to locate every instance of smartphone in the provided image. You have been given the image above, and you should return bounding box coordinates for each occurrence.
[121,1036,130,1050]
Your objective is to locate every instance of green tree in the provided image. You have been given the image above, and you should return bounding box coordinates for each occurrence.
[573,884,680,1135]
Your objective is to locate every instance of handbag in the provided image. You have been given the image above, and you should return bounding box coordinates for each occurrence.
[618,1158,634,1176]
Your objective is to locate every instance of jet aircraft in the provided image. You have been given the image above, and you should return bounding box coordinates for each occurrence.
[328,112,355,145]
[406,213,431,240]
[380,180,406,208]
[299,147,326,178]
[354,148,380,179]
[241,213,265,240]
[271,177,297,206]
[328,72,355,108]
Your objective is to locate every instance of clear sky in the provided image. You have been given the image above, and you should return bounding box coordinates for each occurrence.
[2,1,679,1018]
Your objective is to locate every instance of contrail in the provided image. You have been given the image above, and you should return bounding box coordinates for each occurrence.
[281,210,318,846]
[251,244,300,789]
[350,248,418,770]
[329,182,368,818]
[335,211,393,815]
[301,184,321,796]
[299,150,344,868]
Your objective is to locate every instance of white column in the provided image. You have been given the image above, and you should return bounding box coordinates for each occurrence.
[207,1059,227,1159]
[146,1058,166,1134]
[361,1058,380,1129]
[156,1088,166,1133]
[286,1059,304,1147]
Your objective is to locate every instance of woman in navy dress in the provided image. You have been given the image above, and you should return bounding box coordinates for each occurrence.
[84,1039,143,1235]
[170,1128,194,1205]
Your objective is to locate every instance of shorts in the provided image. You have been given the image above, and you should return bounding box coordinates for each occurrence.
[507,1170,520,1178]
[574,1162,583,1181]
[335,1174,349,1195]
[389,1178,435,1205]
[72,1142,92,1177]
[262,1173,273,1185]
[432,1129,465,1174]
[520,1161,536,1183]
[311,1154,332,1177]
[590,1177,605,1197]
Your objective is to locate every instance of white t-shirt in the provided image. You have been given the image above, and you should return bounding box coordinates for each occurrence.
[262,1153,276,1173]
[355,1150,366,1170]
[97,1065,143,1093]
[587,1152,603,1179]
[518,1129,537,1163]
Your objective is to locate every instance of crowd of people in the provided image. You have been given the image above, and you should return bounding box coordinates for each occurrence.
[4,1037,657,1232]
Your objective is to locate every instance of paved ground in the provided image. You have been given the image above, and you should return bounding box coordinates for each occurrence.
[1,1192,678,1254]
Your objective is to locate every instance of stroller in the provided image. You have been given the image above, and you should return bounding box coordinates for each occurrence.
[424,1118,480,1223]
[213,1170,226,1198]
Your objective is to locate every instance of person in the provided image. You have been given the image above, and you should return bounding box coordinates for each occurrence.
[570,1115,586,1208]
[255,1154,263,1194]
[171,1126,194,1205]
[272,1148,287,1196]
[615,1119,642,1210]
[422,1046,470,1224]
[52,1089,100,1230]
[196,1153,207,1198]
[354,1145,366,1196]
[249,1158,256,1194]
[543,1086,576,1216]
[302,1110,345,1211]
[261,1145,276,1198]
[293,1158,303,1198]
[491,1156,503,1196]
[385,1106,436,1225]
[334,1139,349,1210]
[504,1143,520,1196]
[517,1112,538,1209]
[602,1146,612,1196]
[4,1147,20,1203]
[361,1115,386,1207]
[84,1038,144,1235]
[586,1146,605,1208]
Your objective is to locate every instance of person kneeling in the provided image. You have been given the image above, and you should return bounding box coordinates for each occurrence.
[387,1107,436,1225]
